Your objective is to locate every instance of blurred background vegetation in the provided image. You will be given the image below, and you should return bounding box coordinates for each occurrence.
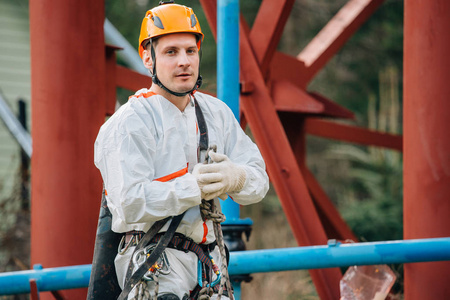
[0,0,404,299]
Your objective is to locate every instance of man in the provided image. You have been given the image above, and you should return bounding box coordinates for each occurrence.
[94,2,268,299]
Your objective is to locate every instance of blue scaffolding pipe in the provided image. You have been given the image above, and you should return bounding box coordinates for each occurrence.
[0,238,449,295]
[217,0,239,120]
[228,237,450,275]
[0,264,91,295]
[217,0,249,227]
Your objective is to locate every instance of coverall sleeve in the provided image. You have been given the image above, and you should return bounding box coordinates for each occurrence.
[94,113,202,226]
[221,104,269,205]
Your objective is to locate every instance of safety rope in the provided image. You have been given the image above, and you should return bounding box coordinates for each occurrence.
[198,279,213,300]
[199,145,234,300]
[132,267,159,300]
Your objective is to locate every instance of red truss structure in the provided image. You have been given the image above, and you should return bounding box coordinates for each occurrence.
[30,0,450,299]
[199,0,401,299]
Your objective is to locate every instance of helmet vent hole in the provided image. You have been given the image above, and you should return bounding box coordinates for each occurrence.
[190,14,197,28]
[152,16,165,29]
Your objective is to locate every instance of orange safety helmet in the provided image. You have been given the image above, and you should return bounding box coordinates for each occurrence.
[138,2,204,58]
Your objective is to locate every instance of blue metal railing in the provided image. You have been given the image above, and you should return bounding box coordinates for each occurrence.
[229,237,450,274]
[1,237,449,295]
[0,264,91,295]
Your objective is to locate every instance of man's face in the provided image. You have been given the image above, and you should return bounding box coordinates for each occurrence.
[146,33,199,94]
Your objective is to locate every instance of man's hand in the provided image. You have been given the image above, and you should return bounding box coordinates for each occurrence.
[192,151,246,200]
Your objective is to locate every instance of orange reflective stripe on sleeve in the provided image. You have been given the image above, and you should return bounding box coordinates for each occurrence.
[155,165,188,182]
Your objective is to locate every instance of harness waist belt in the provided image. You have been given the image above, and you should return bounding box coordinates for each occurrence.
[125,232,217,258]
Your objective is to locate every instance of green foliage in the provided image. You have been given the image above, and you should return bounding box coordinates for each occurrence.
[316,64,403,242]
[328,142,403,241]
[341,195,403,241]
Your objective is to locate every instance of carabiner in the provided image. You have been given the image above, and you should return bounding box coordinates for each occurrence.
[118,234,136,255]
[132,245,171,281]
[197,255,221,288]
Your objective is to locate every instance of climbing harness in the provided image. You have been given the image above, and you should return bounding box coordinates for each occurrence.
[118,212,185,300]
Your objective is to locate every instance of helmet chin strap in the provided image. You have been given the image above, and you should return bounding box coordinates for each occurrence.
[150,40,203,97]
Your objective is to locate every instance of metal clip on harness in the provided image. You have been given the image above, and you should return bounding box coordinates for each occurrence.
[133,244,171,281]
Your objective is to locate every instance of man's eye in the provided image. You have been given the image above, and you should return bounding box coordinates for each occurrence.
[166,50,175,55]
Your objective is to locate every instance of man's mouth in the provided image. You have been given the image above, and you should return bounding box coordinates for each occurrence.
[176,73,192,78]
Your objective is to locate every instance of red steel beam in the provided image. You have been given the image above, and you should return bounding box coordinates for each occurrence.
[271,81,355,119]
[298,0,384,84]
[308,92,355,119]
[29,280,39,300]
[272,80,324,113]
[200,0,217,38]
[249,0,295,74]
[305,118,403,151]
[404,0,450,299]
[30,0,106,299]
[270,52,309,89]
[278,112,307,171]
[239,21,342,300]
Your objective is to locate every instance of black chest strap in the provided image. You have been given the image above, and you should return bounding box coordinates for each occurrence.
[194,95,209,160]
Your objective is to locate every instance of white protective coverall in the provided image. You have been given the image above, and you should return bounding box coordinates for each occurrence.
[94,89,269,299]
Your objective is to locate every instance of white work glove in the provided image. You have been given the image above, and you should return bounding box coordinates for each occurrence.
[192,151,247,200]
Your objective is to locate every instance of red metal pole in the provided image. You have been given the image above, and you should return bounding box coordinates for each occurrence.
[30,1,105,298]
[404,0,450,299]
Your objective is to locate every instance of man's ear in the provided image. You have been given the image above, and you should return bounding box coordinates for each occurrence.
[142,49,153,71]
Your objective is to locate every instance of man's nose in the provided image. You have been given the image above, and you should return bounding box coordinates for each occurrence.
[178,51,191,66]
